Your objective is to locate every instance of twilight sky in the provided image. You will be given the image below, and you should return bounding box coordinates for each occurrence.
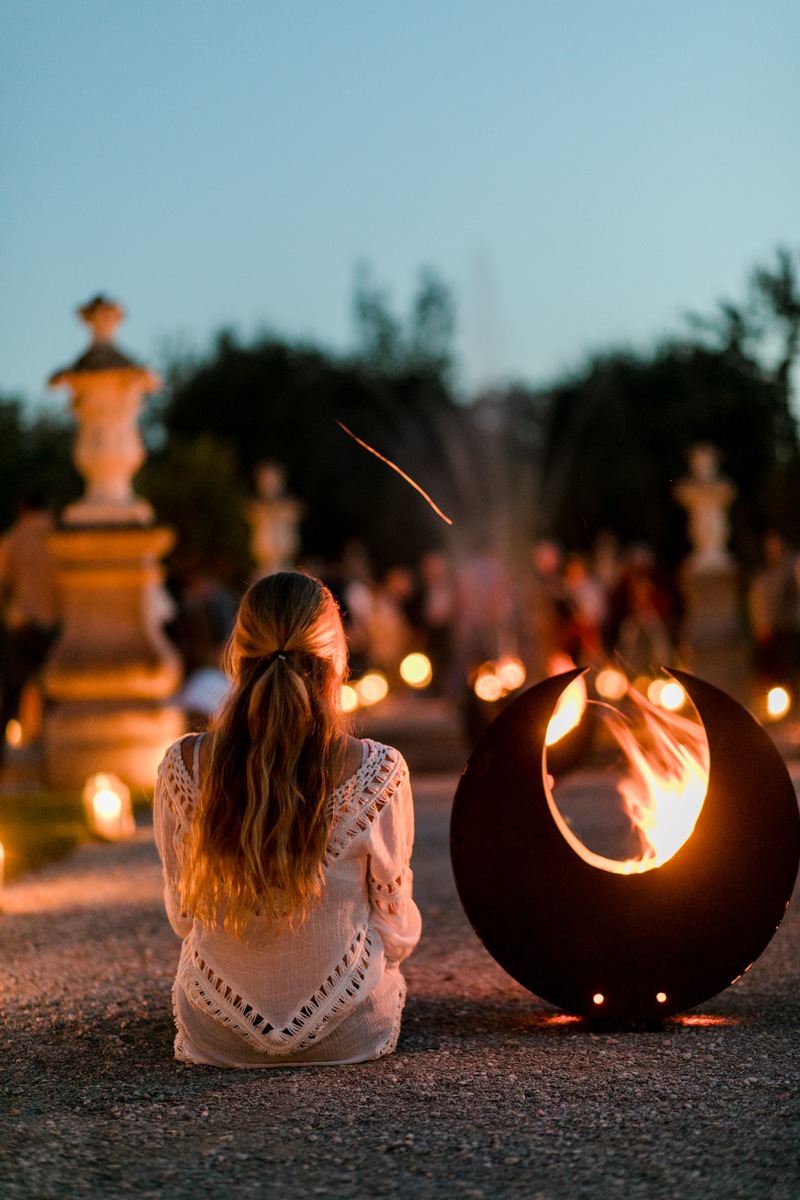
[1,0,798,408]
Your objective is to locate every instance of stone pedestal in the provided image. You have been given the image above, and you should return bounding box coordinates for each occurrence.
[679,565,752,705]
[43,526,184,789]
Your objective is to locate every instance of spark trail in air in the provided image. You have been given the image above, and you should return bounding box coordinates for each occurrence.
[336,421,453,525]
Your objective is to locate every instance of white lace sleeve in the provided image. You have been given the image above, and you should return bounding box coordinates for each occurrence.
[367,762,422,964]
[153,740,195,938]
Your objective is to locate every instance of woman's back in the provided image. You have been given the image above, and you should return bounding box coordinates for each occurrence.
[155,732,421,1066]
[154,571,421,1066]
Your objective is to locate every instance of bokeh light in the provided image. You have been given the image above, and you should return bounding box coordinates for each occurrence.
[399,652,433,688]
[474,669,504,703]
[496,656,526,692]
[82,772,135,841]
[659,681,686,711]
[355,671,389,706]
[4,719,23,748]
[595,668,627,701]
[766,686,791,719]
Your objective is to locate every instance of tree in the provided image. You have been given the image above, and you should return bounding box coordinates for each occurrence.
[535,249,800,568]
[0,397,79,530]
[135,435,251,584]
[352,265,456,379]
[154,281,465,576]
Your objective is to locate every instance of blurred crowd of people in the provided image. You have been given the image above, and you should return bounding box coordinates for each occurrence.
[307,531,800,707]
[3,500,800,756]
[307,536,687,701]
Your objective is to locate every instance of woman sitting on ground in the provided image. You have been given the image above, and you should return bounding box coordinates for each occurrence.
[154,571,421,1067]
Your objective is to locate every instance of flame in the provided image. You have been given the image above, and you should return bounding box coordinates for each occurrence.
[612,688,708,870]
[546,676,709,875]
[545,675,587,746]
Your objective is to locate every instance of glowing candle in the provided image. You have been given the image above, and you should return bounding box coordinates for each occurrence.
[83,773,135,841]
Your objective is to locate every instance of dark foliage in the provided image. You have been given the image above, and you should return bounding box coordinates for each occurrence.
[533,248,800,569]
[0,399,80,528]
[155,332,463,576]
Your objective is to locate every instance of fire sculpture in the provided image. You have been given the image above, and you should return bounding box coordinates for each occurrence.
[450,669,800,1021]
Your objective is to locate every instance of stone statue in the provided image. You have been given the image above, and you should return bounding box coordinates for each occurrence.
[43,296,183,788]
[673,444,737,573]
[247,462,304,579]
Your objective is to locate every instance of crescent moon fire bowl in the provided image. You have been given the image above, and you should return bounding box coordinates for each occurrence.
[450,669,800,1022]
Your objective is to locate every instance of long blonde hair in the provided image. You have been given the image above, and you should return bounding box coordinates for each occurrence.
[180,571,350,938]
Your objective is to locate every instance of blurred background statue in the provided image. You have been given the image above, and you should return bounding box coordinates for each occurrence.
[673,443,737,573]
[674,443,750,702]
[43,296,183,788]
[247,461,304,579]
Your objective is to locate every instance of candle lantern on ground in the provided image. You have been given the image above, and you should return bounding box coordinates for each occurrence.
[83,772,135,841]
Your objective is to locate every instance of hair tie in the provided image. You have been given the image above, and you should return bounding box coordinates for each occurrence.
[276,652,286,661]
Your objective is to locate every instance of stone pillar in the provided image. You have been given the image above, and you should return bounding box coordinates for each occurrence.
[674,444,751,704]
[43,297,184,789]
[679,564,751,704]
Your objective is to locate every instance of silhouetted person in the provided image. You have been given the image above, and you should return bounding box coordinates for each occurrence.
[522,539,571,679]
[748,532,800,688]
[410,550,457,697]
[0,492,61,764]
[604,545,675,671]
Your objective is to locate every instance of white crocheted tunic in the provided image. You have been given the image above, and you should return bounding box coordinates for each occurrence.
[154,736,422,1067]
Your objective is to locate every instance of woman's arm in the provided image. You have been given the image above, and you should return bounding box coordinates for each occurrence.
[153,749,194,939]
[367,766,422,963]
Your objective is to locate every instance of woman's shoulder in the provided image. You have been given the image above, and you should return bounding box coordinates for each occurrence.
[326,739,409,861]
[362,738,408,786]
[156,734,201,816]
[335,737,407,797]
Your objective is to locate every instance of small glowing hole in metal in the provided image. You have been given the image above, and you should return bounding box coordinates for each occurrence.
[766,686,791,719]
[656,991,667,1004]
[592,993,605,1006]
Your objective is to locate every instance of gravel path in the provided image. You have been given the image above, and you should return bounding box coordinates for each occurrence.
[1,772,799,1199]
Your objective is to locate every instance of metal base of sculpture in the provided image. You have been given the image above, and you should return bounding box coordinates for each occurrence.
[450,670,800,1021]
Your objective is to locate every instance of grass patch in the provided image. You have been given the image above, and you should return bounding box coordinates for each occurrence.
[0,789,153,882]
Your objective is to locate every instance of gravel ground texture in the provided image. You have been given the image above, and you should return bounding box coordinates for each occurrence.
[1,770,799,1200]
